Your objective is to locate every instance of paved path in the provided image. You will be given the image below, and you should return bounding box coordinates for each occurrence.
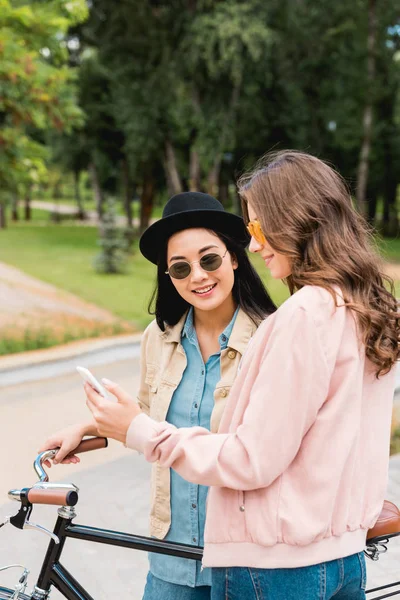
[32,200,128,226]
[31,201,157,228]
[0,261,133,347]
[0,262,121,329]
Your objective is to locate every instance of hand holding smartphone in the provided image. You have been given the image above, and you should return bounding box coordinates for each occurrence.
[76,366,112,400]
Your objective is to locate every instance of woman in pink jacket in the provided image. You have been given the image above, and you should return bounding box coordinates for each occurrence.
[84,151,399,600]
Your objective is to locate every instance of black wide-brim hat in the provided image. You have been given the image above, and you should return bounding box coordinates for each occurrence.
[139,192,250,264]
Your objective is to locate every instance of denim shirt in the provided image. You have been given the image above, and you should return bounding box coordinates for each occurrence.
[149,306,239,588]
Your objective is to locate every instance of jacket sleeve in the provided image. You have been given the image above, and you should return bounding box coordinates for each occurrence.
[127,307,331,490]
[136,324,152,417]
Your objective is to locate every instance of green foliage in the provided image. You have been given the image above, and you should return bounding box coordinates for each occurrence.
[0,320,129,356]
[0,0,88,197]
[390,424,400,455]
[5,0,400,232]
[93,199,129,274]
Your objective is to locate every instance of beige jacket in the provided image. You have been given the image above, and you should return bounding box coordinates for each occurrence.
[137,308,258,538]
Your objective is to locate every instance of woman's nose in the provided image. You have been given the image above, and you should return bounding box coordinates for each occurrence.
[190,261,208,281]
[249,236,262,253]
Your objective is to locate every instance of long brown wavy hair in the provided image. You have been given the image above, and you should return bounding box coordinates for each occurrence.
[238,150,400,377]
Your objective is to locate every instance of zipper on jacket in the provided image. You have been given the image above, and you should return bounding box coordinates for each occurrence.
[238,491,245,512]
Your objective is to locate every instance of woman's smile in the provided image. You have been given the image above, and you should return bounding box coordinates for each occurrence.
[192,283,217,296]
[262,253,274,267]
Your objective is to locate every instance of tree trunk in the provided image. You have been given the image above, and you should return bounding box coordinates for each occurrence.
[53,177,63,199]
[367,190,377,225]
[11,193,19,221]
[140,169,155,233]
[24,190,31,221]
[189,87,202,191]
[382,181,399,237]
[164,139,183,196]
[74,170,85,220]
[89,161,104,220]
[233,190,241,216]
[218,181,229,207]
[0,203,7,229]
[207,82,241,199]
[189,147,201,191]
[121,157,133,228]
[356,0,376,216]
[206,157,222,197]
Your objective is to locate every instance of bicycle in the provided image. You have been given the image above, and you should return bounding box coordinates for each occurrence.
[0,438,399,599]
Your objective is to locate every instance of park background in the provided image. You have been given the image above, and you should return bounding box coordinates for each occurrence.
[1,0,400,452]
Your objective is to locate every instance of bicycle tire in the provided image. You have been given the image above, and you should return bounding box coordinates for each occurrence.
[0,586,30,599]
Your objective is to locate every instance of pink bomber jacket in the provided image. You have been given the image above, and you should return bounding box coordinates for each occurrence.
[126,286,396,569]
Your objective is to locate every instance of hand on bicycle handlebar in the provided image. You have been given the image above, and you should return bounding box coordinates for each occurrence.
[85,379,141,443]
[38,422,96,466]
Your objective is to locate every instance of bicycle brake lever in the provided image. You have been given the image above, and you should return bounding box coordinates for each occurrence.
[23,521,59,544]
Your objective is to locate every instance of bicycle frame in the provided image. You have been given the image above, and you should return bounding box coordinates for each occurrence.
[29,507,203,600]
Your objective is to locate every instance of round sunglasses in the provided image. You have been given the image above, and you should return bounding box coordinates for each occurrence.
[165,249,228,280]
[247,219,267,245]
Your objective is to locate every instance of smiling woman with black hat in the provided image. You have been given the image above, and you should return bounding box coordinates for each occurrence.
[39,191,276,600]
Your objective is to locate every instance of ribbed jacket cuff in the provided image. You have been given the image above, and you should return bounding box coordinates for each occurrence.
[126,412,160,452]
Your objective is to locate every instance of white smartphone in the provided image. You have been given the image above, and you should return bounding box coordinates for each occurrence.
[76,366,111,399]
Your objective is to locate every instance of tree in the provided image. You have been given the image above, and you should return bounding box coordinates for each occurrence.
[93,199,129,274]
[356,0,377,215]
[0,0,87,226]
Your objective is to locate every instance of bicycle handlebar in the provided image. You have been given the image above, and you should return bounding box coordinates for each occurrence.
[67,436,108,457]
[34,437,108,482]
[27,488,78,506]
[7,437,108,507]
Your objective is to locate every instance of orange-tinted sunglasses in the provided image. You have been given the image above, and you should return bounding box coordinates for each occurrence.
[247,220,267,245]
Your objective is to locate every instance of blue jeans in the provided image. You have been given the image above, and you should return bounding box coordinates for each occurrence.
[143,571,211,600]
[211,552,367,600]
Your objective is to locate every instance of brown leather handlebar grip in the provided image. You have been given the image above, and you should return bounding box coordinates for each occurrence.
[27,488,78,506]
[65,436,108,460]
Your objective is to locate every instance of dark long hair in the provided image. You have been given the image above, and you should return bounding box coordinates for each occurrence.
[148,230,276,331]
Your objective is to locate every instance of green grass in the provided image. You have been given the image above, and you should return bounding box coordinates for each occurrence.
[391,425,400,455]
[12,208,55,223]
[0,323,127,355]
[377,236,400,262]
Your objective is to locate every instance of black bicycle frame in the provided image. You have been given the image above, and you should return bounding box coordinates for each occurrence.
[34,514,203,600]
[32,514,400,600]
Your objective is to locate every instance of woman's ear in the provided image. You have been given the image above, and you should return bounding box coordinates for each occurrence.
[231,253,238,270]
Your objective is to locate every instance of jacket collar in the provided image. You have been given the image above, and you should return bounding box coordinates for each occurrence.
[228,308,259,355]
[159,307,259,354]
[159,312,188,343]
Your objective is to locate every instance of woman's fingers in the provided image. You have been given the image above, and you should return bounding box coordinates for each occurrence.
[101,379,133,404]
[38,439,60,454]
[84,378,141,442]
[84,382,104,406]
[59,455,80,465]
[54,444,75,464]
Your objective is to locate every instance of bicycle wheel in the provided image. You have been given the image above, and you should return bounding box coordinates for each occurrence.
[0,586,30,599]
